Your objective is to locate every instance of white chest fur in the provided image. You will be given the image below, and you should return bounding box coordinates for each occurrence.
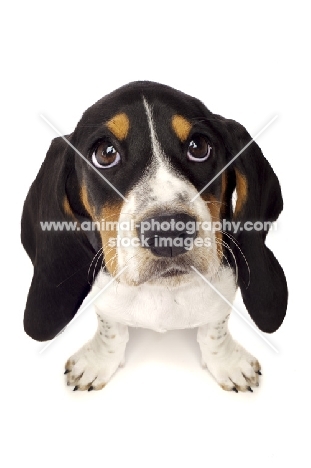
[91,267,236,332]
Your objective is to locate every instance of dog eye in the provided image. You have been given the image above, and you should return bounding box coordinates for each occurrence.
[92,142,121,168]
[187,135,212,162]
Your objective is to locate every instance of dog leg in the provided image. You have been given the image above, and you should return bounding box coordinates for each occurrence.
[197,316,261,392]
[65,311,128,391]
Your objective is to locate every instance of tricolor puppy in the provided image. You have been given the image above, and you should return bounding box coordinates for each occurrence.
[21,81,287,392]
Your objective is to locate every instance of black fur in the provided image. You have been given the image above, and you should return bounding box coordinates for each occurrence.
[21,136,101,340]
[208,116,287,332]
[21,81,287,341]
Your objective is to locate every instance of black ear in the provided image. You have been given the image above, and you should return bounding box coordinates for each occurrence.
[21,136,101,341]
[213,116,288,333]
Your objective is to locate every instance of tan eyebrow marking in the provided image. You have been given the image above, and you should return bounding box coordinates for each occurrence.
[106,113,130,140]
[171,115,192,142]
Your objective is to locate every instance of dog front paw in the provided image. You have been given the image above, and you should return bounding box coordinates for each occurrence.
[65,342,125,391]
[201,343,261,392]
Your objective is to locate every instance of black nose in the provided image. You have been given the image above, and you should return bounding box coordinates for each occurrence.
[137,213,197,257]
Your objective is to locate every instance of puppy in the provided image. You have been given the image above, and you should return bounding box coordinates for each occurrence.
[21,81,287,392]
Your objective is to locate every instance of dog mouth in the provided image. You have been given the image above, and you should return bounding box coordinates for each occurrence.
[131,257,195,285]
[159,268,189,278]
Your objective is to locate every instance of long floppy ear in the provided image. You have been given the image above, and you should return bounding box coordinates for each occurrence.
[21,136,101,341]
[212,116,288,333]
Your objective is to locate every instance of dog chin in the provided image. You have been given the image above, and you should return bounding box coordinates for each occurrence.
[129,265,201,287]
[147,267,192,286]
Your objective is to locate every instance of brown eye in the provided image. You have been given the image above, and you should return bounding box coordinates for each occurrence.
[187,135,212,162]
[92,141,121,168]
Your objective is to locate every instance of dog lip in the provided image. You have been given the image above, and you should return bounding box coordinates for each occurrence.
[159,268,189,278]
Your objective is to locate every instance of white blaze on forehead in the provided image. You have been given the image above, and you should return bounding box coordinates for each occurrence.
[143,97,164,163]
[142,97,192,203]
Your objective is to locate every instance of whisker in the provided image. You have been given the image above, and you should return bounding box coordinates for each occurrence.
[219,230,250,287]
[214,238,238,283]
[214,244,231,271]
[93,250,104,284]
[87,247,104,285]
[104,251,117,267]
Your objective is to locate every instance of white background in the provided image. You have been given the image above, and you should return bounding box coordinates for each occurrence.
[1,1,310,467]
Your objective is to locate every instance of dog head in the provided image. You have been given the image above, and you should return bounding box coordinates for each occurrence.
[22,81,287,340]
